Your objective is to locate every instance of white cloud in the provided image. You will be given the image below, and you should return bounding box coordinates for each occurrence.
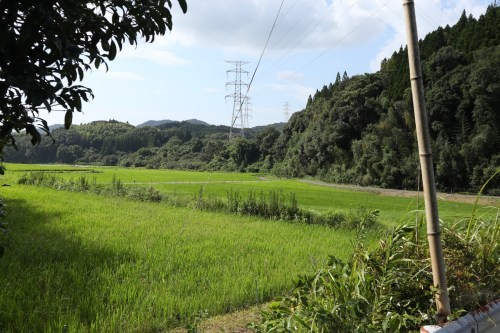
[166,0,490,67]
[168,0,388,53]
[268,83,315,102]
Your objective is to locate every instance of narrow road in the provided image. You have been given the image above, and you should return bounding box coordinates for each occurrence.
[299,179,499,206]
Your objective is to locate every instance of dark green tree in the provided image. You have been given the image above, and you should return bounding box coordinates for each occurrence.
[0,0,188,170]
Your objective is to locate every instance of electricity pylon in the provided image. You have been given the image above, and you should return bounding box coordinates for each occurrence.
[283,101,290,121]
[244,96,252,129]
[226,61,249,139]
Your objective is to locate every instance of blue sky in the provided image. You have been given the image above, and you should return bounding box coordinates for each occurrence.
[43,0,492,127]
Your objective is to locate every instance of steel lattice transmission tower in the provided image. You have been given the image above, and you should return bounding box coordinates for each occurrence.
[283,101,290,121]
[226,61,249,139]
[244,96,252,129]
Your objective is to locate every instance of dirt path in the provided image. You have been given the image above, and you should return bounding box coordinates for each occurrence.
[168,305,263,333]
[299,179,499,206]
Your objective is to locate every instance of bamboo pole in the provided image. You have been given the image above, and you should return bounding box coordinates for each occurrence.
[402,0,451,323]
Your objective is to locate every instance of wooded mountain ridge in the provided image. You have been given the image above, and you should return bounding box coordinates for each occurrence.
[6,4,499,194]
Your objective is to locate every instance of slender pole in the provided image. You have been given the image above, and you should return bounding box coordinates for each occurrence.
[402,0,451,323]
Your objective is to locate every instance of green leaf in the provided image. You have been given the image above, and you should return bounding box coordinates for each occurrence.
[26,124,42,145]
[101,38,110,51]
[64,110,73,129]
[77,66,84,81]
[109,40,117,60]
[95,57,101,69]
[177,0,188,13]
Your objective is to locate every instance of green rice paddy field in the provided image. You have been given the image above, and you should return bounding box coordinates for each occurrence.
[0,164,496,332]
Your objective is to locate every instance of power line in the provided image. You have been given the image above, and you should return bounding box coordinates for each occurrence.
[227,0,286,138]
[252,0,392,99]
[246,0,286,95]
[256,0,369,85]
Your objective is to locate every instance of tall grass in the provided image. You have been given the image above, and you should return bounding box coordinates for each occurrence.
[0,195,6,259]
[0,186,358,332]
[17,172,381,230]
[251,206,500,332]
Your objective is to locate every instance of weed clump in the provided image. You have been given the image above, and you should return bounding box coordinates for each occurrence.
[250,211,499,332]
[17,172,380,230]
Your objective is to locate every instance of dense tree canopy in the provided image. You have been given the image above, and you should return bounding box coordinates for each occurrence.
[0,0,187,166]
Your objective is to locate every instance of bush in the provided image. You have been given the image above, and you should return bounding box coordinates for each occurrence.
[250,210,499,332]
[194,189,379,230]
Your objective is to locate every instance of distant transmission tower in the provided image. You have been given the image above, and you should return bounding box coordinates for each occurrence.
[226,61,249,139]
[244,96,252,129]
[283,101,290,121]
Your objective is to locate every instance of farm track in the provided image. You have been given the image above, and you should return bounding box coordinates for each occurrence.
[299,179,500,206]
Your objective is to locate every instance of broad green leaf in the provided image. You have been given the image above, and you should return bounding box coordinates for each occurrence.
[177,0,187,13]
[64,110,73,129]
[109,40,117,60]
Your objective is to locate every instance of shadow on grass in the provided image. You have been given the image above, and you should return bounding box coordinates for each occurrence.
[0,197,158,332]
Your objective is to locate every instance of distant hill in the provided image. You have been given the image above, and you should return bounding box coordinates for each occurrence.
[252,122,286,132]
[49,124,65,131]
[137,119,209,128]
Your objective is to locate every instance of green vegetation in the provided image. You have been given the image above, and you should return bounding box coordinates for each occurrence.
[251,211,499,332]
[0,0,187,157]
[16,170,384,230]
[1,4,499,331]
[0,196,6,259]
[0,185,356,332]
[4,163,483,227]
[4,4,499,194]
[0,165,497,331]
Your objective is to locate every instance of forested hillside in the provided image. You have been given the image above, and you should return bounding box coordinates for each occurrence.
[273,5,499,193]
[5,119,283,171]
[5,4,499,193]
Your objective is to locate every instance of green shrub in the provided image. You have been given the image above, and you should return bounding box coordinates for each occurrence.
[251,209,499,332]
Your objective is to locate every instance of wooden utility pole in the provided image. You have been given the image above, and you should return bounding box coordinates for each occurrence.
[402,0,451,323]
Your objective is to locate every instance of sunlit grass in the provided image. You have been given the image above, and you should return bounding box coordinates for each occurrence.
[0,185,355,332]
[0,164,495,331]
[2,163,481,228]
[3,163,262,183]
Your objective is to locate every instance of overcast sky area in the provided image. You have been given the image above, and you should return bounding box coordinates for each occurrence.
[43,0,492,127]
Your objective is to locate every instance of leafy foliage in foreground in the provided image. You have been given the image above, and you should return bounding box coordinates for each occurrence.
[17,171,380,230]
[250,212,499,332]
[0,0,187,153]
